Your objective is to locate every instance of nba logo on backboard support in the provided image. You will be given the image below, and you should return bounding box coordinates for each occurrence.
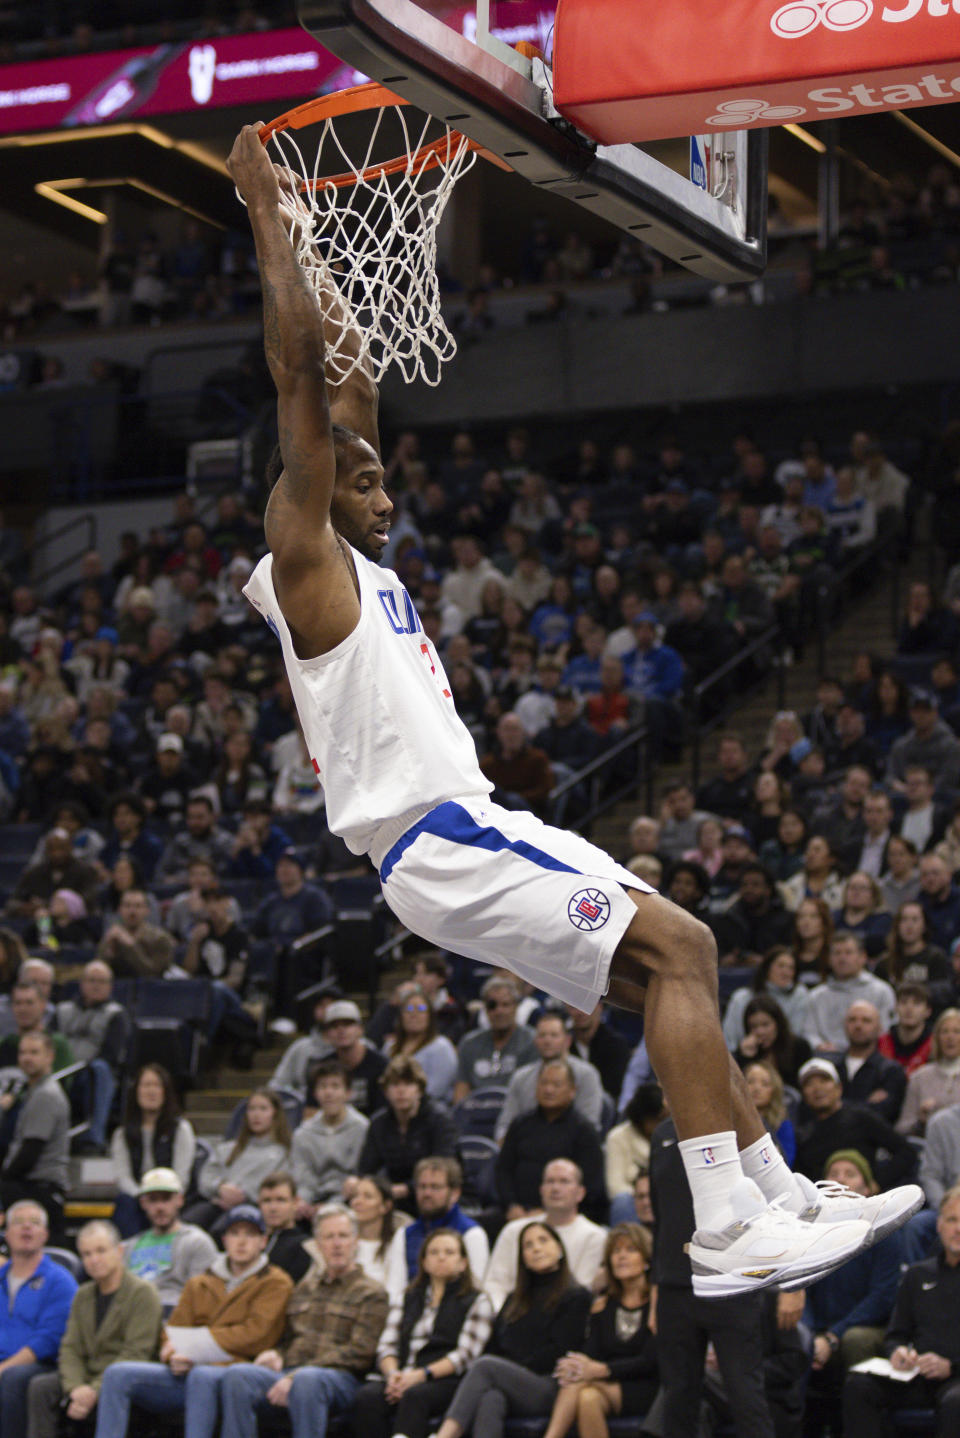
[568,888,611,931]
[702,1147,716,1165]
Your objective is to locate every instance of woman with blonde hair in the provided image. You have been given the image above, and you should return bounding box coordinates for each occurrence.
[896,1008,960,1136]
[759,711,805,780]
[541,1223,658,1438]
[743,1061,795,1164]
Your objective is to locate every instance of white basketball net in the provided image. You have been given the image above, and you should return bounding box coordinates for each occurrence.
[265,101,479,388]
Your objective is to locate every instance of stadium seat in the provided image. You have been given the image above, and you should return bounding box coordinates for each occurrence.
[458,1134,499,1210]
[453,1086,509,1139]
[45,1245,84,1281]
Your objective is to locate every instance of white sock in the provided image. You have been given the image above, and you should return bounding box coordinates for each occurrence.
[677,1130,742,1231]
[739,1134,805,1211]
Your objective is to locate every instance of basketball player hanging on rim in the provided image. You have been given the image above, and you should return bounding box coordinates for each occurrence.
[226,124,921,1296]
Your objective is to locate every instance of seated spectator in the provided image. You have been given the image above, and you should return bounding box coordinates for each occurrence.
[356,1227,495,1438]
[778,835,845,913]
[875,898,951,996]
[0,980,73,1071]
[495,1059,606,1222]
[98,792,162,883]
[155,794,235,887]
[251,850,334,1013]
[412,953,466,1044]
[0,1201,77,1437]
[832,871,892,959]
[96,888,174,978]
[793,1057,916,1188]
[865,668,911,756]
[387,1156,489,1297]
[897,1008,960,1137]
[480,712,554,817]
[183,885,259,1066]
[731,993,812,1089]
[357,1056,460,1206]
[26,1219,163,1438]
[880,833,921,912]
[852,789,895,877]
[137,733,201,828]
[453,976,537,1103]
[217,1204,389,1438]
[54,959,130,1152]
[842,1185,960,1438]
[494,1010,603,1141]
[743,1061,795,1164]
[610,1168,655,1233]
[722,946,811,1050]
[22,888,98,951]
[918,852,960,953]
[383,984,458,1106]
[123,1169,217,1311]
[664,583,738,690]
[758,711,806,785]
[824,704,882,783]
[705,824,756,909]
[565,1003,631,1101]
[97,1204,293,1438]
[804,1150,905,1438]
[268,986,342,1098]
[896,580,959,659]
[695,732,756,825]
[434,1221,591,1438]
[745,770,787,848]
[349,1174,410,1289]
[228,797,292,879]
[879,981,934,1079]
[888,690,960,792]
[6,827,99,918]
[186,1089,291,1230]
[25,801,105,871]
[110,1064,197,1238]
[835,1000,907,1124]
[656,780,713,862]
[291,1059,369,1216]
[312,999,389,1116]
[539,1222,658,1438]
[717,862,794,966]
[258,1171,311,1284]
[896,766,951,853]
[681,816,725,876]
[99,855,161,931]
[804,933,897,1050]
[0,1032,69,1236]
[605,1084,664,1209]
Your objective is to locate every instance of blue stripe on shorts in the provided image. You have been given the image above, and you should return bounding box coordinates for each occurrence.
[378,800,583,883]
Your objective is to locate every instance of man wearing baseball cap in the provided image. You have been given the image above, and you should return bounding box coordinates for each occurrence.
[317,1001,389,1116]
[793,1059,916,1192]
[123,1169,217,1313]
[99,1202,292,1438]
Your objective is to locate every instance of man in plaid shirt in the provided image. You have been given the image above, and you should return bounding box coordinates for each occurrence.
[219,1203,388,1438]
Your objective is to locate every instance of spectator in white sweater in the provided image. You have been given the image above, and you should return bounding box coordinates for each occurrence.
[803,933,896,1050]
[184,1089,291,1230]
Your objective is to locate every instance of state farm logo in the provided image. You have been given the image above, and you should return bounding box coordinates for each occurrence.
[772,0,954,37]
[771,0,873,38]
[707,97,807,124]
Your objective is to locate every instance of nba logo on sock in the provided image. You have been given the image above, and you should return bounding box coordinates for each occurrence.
[760,1146,771,1165]
[568,888,611,931]
[702,1146,716,1165]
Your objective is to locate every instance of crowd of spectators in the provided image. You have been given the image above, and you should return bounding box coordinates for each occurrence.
[0,415,956,1432]
[4,168,960,355]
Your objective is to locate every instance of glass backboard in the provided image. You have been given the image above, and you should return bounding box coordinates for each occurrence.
[296,0,768,279]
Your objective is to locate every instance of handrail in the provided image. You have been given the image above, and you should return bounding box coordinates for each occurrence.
[813,525,902,674]
[547,720,654,828]
[29,512,96,591]
[690,624,785,788]
[692,623,781,708]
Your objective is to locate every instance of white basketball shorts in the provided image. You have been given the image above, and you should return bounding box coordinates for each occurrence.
[376,794,654,1011]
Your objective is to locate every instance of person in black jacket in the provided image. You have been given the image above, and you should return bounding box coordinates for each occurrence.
[540,1222,658,1438]
[434,1221,591,1438]
[842,1184,960,1437]
[358,1055,459,1205]
[354,1227,495,1438]
[793,1058,917,1189]
[495,1060,606,1222]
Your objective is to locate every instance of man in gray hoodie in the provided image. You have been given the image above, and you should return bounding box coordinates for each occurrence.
[803,933,896,1051]
[290,1060,369,1217]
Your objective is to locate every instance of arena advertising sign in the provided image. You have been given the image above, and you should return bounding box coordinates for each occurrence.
[553,0,960,142]
[0,4,556,136]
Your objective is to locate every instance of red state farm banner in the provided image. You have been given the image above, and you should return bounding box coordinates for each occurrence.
[552,0,960,142]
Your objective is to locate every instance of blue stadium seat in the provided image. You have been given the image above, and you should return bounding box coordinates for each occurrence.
[454,1086,509,1139]
[459,1134,499,1209]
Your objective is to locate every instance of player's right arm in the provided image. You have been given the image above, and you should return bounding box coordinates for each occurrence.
[227,124,360,656]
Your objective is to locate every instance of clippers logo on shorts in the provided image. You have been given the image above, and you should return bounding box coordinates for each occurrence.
[567,888,611,931]
[702,1146,716,1165]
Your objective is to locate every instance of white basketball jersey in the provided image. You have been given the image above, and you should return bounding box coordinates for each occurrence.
[244,548,492,857]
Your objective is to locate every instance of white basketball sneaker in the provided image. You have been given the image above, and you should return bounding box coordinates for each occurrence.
[794,1173,924,1245]
[689,1178,870,1299]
